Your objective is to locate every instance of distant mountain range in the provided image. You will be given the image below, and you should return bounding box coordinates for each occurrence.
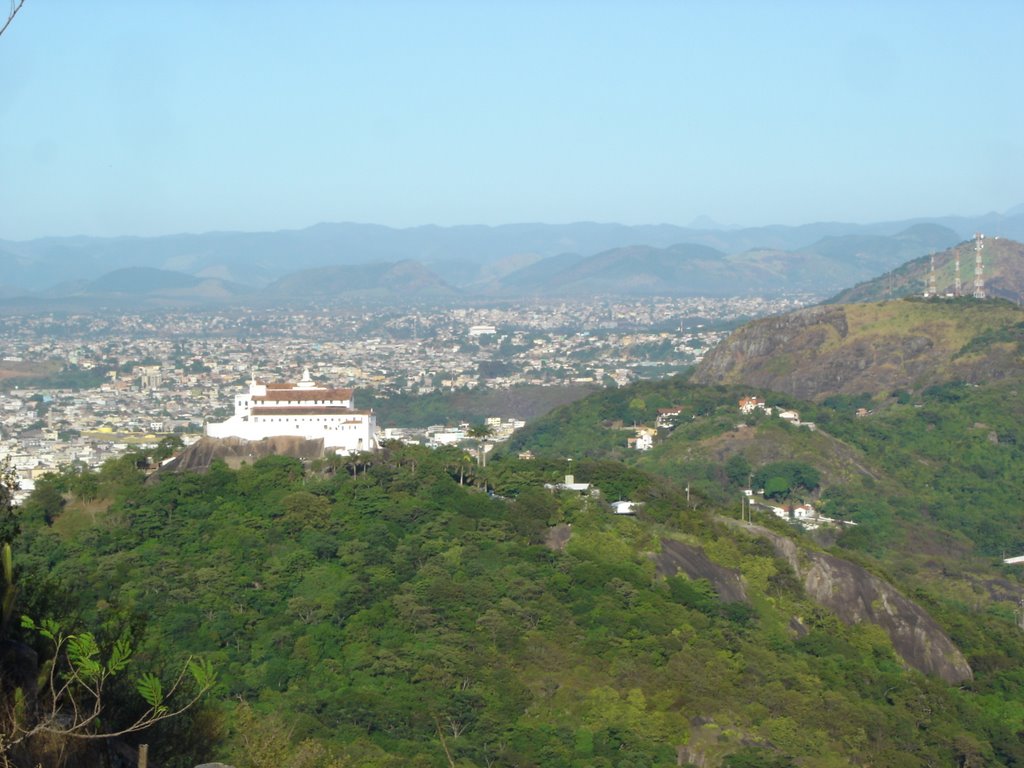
[489,223,961,297]
[1,207,1022,306]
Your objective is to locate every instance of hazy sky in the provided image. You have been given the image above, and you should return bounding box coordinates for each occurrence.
[1,1,1021,240]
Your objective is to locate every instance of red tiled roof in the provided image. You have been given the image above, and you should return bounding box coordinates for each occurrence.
[250,406,370,416]
[254,388,354,402]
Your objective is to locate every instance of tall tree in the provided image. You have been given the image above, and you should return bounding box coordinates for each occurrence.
[466,423,494,468]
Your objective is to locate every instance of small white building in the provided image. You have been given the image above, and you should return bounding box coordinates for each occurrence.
[739,396,767,415]
[545,474,594,493]
[206,368,377,454]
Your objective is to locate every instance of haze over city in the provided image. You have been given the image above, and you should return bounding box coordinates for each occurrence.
[2,0,1022,241]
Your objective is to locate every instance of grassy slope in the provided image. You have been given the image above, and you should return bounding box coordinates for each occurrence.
[830,238,1024,304]
[693,298,1024,401]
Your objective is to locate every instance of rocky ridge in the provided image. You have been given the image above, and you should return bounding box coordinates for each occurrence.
[691,299,1024,400]
[159,435,326,474]
[719,519,973,684]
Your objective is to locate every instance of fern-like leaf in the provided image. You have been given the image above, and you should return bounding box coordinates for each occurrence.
[41,617,60,640]
[187,657,216,689]
[107,633,132,675]
[67,632,103,679]
[136,673,165,710]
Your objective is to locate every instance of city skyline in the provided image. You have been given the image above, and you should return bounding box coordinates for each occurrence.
[1,1,1022,240]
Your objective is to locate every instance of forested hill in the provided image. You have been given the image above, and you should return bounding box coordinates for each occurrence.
[10,397,1024,767]
[689,298,1024,401]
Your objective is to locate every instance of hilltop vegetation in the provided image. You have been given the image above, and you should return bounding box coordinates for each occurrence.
[361,383,598,429]
[690,298,1024,401]
[8,380,1024,766]
[830,237,1024,304]
[10,297,1024,766]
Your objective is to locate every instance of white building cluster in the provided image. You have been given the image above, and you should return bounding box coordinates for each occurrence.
[206,368,377,454]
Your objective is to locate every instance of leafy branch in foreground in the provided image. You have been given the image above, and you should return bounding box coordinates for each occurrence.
[2,616,214,755]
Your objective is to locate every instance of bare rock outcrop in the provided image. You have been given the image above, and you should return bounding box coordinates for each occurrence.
[159,436,326,474]
[655,539,747,603]
[544,523,573,551]
[719,518,972,684]
[692,300,1024,401]
[692,305,849,398]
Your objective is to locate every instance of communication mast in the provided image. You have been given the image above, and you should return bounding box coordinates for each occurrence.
[973,233,986,299]
[925,253,937,297]
[954,248,962,297]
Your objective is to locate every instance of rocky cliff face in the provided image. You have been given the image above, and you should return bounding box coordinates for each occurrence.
[692,300,1024,400]
[692,305,850,400]
[158,436,326,474]
[719,519,973,684]
[655,539,747,603]
[801,551,973,683]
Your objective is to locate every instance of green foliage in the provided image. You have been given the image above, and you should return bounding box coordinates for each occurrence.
[751,461,820,499]
[820,392,874,415]
[505,376,745,460]
[20,475,65,525]
[0,364,113,391]
[724,454,752,487]
[153,434,185,461]
[763,476,791,501]
[12,613,215,765]
[137,673,167,713]
[955,320,1024,358]
[821,379,1024,554]
[0,459,21,546]
[360,384,597,428]
[10,428,1024,767]
[722,747,795,768]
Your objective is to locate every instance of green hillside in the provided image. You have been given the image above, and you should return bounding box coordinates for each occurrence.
[8,369,1024,766]
[361,383,598,428]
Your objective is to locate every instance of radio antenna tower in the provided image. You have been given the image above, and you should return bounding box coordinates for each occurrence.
[954,247,962,297]
[925,253,937,297]
[973,233,986,299]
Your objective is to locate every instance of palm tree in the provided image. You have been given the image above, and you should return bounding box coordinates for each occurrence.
[466,423,494,468]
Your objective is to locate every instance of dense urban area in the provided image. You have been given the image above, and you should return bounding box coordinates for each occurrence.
[0,295,811,499]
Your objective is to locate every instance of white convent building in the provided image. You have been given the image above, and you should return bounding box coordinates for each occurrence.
[206,368,377,454]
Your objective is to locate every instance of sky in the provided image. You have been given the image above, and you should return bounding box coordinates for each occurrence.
[1,0,1022,240]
